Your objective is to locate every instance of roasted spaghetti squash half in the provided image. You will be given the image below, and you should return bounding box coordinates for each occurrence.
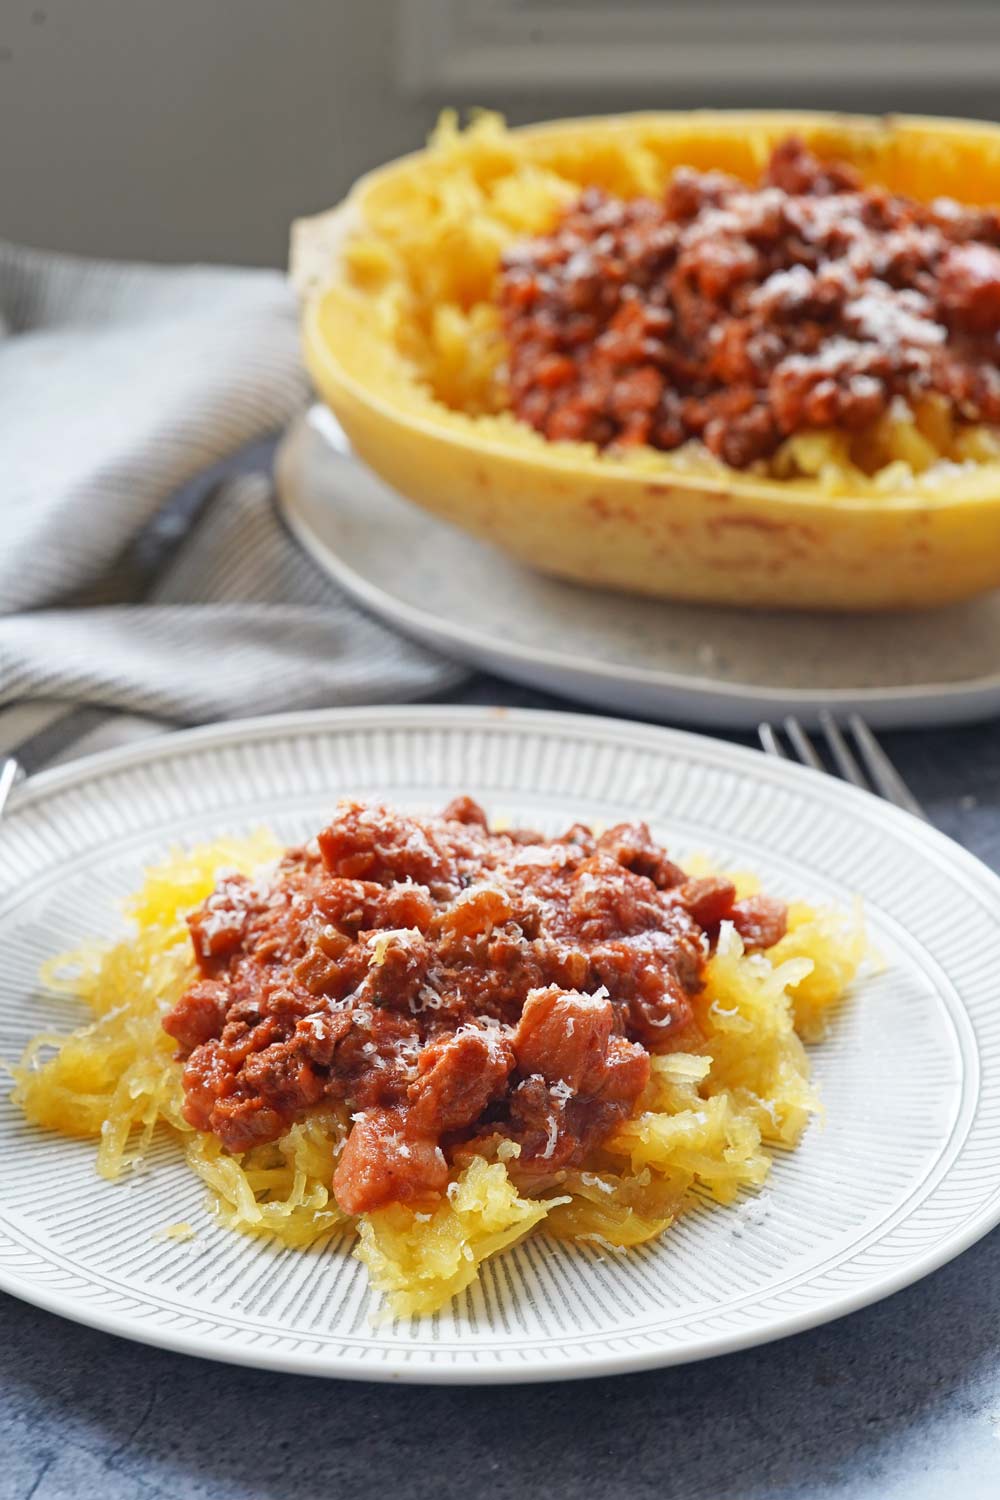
[293,111,1000,611]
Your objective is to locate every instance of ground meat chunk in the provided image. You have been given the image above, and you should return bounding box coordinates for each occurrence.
[407,1026,514,1133]
[332,1108,449,1214]
[569,855,667,941]
[937,242,1000,333]
[763,135,861,196]
[596,822,686,888]
[731,895,788,950]
[512,986,614,1093]
[595,1034,651,1104]
[318,802,451,891]
[438,882,515,939]
[187,875,264,963]
[162,978,228,1051]
[357,926,430,1012]
[671,880,787,950]
[498,136,1000,466]
[590,934,702,1048]
[672,876,738,933]
[439,795,489,828]
[509,1030,650,1180]
[311,879,435,939]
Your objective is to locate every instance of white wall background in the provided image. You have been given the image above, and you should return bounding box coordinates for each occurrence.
[2,0,1000,268]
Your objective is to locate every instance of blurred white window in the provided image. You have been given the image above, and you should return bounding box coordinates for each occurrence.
[399,0,1000,101]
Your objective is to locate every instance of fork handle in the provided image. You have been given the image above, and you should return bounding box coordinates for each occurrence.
[0,758,21,821]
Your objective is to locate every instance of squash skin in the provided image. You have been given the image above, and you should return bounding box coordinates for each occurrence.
[295,111,1000,612]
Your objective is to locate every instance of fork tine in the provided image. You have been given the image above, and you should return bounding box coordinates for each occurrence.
[818,711,869,791]
[763,712,927,823]
[847,714,927,821]
[757,722,787,758]
[783,716,824,772]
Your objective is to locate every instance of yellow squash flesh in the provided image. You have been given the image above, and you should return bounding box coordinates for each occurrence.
[293,111,1000,612]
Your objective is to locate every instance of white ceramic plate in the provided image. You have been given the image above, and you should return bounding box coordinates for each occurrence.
[277,407,1000,731]
[1,705,998,1385]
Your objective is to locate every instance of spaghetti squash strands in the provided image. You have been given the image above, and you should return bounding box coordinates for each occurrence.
[11,825,864,1320]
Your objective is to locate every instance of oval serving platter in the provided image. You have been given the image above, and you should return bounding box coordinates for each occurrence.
[277,407,1000,731]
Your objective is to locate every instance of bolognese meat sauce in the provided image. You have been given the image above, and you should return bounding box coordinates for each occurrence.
[497,137,1000,468]
[164,798,786,1215]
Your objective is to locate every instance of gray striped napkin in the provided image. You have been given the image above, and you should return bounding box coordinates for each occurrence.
[0,240,464,745]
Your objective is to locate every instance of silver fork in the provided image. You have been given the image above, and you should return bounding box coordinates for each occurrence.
[758,711,927,821]
[0,707,112,822]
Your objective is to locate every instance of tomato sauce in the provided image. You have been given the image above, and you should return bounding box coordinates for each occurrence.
[498,137,1000,467]
[163,798,786,1214]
